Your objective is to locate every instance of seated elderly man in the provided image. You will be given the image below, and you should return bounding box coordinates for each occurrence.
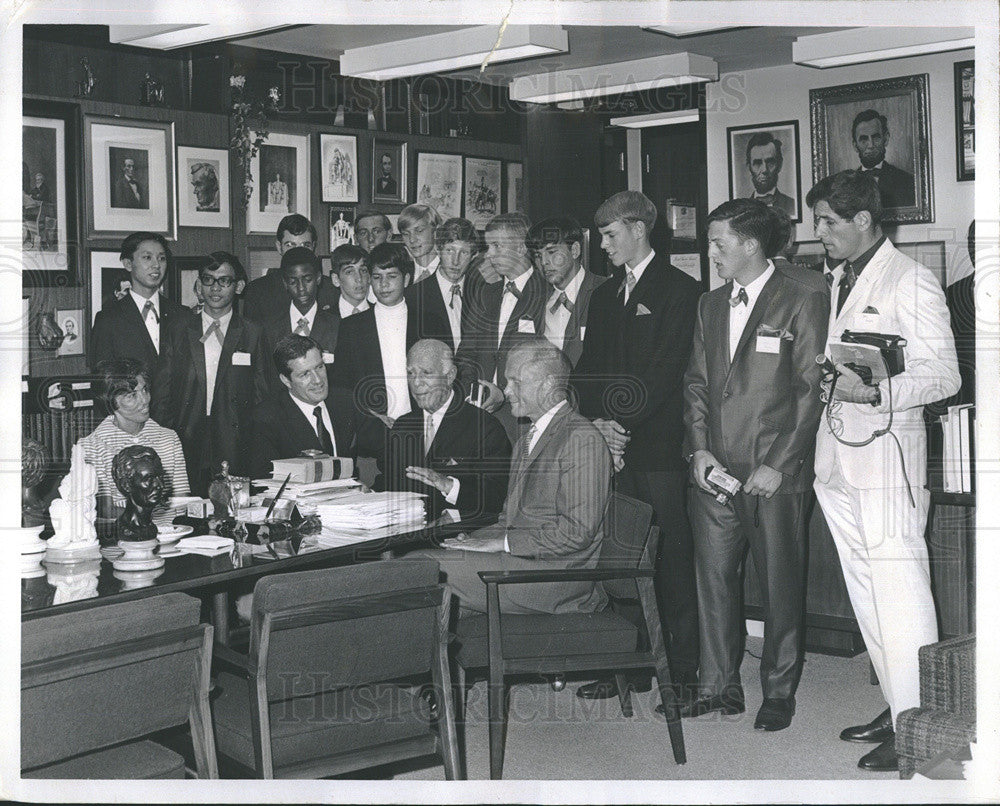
[377,339,511,520]
[75,358,189,517]
[413,337,612,615]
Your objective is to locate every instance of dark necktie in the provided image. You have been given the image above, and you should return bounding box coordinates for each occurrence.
[550,291,574,314]
[824,271,835,287]
[836,263,857,316]
[504,281,521,300]
[313,405,335,455]
[729,287,749,308]
[142,300,159,323]
[449,283,462,309]
[200,319,224,345]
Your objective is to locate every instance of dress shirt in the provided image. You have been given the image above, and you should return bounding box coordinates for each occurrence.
[339,296,369,319]
[423,390,460,504]
[289,301,318,336]
[497,267,534,347]
[374,301,412,420]
[861,161,886,173]
[622,249,655,306]
[288,393,337,456]
[434,271,464,350]
[543,265,584,351]
[728,261,774,360]
[130,289,160,353]
[412,255,440,285]
[201,309,232,415]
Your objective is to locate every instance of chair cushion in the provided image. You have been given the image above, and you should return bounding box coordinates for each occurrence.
[453,611,638,669]
[212,672,433,772]
[896,706,976,778]
[24,740,185,779]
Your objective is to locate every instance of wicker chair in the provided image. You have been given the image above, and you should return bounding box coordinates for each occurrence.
[896,634,976,778]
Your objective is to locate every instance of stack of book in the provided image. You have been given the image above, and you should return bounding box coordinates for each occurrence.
[940,404,975,494]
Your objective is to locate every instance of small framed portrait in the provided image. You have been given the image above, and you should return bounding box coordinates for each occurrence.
[84,116,176,239]
[177,145,230,228]
[89,249,132,325]
[320,133,358,203]
[727,121,802,223]
[810,73,933,225]
[505,161,524,214]
[464,157,501,230]
[171,256,210,310]
[416,152,463,219]
[247,131,311,235]
[55,309,84,356]
[329,205,356,250]
[371,138,407,205]
[23,99,80,287]
[954,60,974,181]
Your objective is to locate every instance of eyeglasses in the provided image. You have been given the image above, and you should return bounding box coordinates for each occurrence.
[357,227,386,238]
[199,275,237,288]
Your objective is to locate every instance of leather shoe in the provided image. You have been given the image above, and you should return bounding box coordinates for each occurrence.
[840,708,894,744]
[858,737,899,772]
[576,675,652,700]
[754,697,795,731]
[657,690,745,718]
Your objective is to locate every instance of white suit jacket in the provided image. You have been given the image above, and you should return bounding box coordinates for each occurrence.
[815,239,959,490]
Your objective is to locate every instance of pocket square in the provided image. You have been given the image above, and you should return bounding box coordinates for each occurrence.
[636,304,652,316]
[862,306,879,314]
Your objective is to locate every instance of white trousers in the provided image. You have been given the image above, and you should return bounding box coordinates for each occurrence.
[814,452,938,720]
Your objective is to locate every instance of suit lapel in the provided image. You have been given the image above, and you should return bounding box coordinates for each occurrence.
[833,243,889,331]
[706,289,732,373]
[186,316,209,400]
[214,315,244,407]
[281,391,322,452]
[123,296,158,357]
[731,270,781,369]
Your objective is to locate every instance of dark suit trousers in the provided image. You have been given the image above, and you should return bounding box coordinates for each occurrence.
[615,468,698,674]
[689,487,808,700]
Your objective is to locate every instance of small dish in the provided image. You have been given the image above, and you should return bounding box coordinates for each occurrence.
[157,524,195,540]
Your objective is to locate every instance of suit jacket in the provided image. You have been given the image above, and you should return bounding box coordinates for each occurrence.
[866,162,916,209]
[815,240,959,490]
[376,389,512,519]
[151,312,268,479]
[469,403,611,614]
[248,387,357,479]
[683,263,830,493]
[112,175,145,208]
[90,292,188,381]
[242,268,340,323]
[573,252,702,471]
[545,270,607,367]
[455,267,550,391]
[260,305,341,396]
[405,270,485,352]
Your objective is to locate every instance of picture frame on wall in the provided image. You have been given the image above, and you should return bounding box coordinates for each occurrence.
[954,60,974,181]
[84,115,176,239]
[329,205,356,250]
[320,133,358,203]
[89,249,131,325]
[809,73,933,225]
[23,99,79,287]
[172,257,210,311]
[464,156,501,230]
[55,309,84,357]
[505,161,523,214]
[176,145,230,228]
[726,120,802,223]
[416,152,462,219]
[371,138,407,205]
[247,131,311,235]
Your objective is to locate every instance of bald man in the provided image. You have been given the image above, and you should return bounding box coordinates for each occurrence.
[378,339,511,520]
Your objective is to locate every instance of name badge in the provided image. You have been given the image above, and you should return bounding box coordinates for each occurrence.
[517,318,536,334]
[756,335,781,354]
[322,351,335,364]
[232,352,251,366]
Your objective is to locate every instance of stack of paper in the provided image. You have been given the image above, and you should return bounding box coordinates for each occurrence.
[175,535,234,557]
[941,404,975,494]
[313,491,426,531]
[254,477,363,504]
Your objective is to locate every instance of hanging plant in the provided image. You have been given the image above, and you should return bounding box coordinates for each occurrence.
[230,73,281,211]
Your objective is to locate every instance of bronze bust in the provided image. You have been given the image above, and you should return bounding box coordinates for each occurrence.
[111,445,167,542]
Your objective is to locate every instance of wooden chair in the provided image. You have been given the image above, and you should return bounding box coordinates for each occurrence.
[451,493,685,779]
[210,559,463,779]
[21,592,217,779]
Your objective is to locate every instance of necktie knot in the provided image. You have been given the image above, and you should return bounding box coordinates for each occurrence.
[142,300,159,323]
[351,305,361,315]
[626,270,637,291]
[549,291,574,314]
[294,316,310,336]
[729,287,749,307]
[200,319,224,345]
[824,271,835,287]
[450,283,462,309]
[836,263,857,316]
[504,281,521,299]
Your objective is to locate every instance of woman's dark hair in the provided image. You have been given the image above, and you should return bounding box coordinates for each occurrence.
[95,358,149,413]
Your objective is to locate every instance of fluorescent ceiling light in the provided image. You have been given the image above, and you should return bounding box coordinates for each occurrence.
[793,27,974,68]
[510,52,718,105]
[645,25,741,37]
[339,25,568,81]
[610,109,700,128]
[108,24,286,50]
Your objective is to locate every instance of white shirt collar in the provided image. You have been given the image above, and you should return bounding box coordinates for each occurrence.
[435,270,464,295]
[414,254,440,273]
[424,390,455,422]
[732,261,775,303]
[339,295,368,318]
[506,266,534,292]
[130,289,159,314]
[861,161,886,171]
[550,265,585,304]
[201,308,233,333]
[625,249,655,285]
[290,301,318,328]
[288,391,330,432]
[530,399,567,443]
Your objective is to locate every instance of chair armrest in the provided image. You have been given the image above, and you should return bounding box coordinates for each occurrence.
[478,567,653,585]
[918,634,976,717]
[212,644,250,676]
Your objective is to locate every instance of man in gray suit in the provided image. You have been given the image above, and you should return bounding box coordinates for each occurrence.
[421,338,612,615]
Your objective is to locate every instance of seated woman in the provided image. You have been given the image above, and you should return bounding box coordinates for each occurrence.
[74,358,189,518]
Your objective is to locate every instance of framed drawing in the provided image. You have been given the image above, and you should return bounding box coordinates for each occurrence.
[416,152,462,219]
[954,60,974,181]
[329,205,356,250]
[371,138,407,205]
[505,162,523,214]
[23,99,79,287]
[247,131,311,235]
[89,250,131,324]
[464,157,501,230]
[727,120,802,223]
[84,116,176,239]
[55,309,84,356]
[810,74,933,225]
[176,145,230,228]
[320,133,358,203]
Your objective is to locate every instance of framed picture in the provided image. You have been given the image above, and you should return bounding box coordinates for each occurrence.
[247,131,311,235]
[787,240,828,271]
[464,157,501,230]
[176,145,230,228]
[954,60,974,181]
[23,99,79,287]
[371,138,407,205]
[505,162,524,214]
[810,74,933,225]
[55,309,84,356]
[386,214,401,240]
[320,134,358,203]
[416,152,462,219]
[84,115,176,239]
[89,250,131,325]
[727,120,802,223]
[329,205,356,250]
[171,257,209,310]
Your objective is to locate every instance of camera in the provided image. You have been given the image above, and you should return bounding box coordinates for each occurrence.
[706,465,742,505]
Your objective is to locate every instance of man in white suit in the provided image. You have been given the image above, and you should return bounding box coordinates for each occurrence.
[806,170,959,772]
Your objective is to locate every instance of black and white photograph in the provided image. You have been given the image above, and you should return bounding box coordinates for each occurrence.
[371,137,406,205]
[177,145,229,227]
[54,308,84,356]
[416,151,462,218]
[320,133,358,203]
[246,131,310,234]
[954,59,975,181]
[328,205,355,249]
[464,156,501,230]
[88,249,134,324]
[727,121,802,223]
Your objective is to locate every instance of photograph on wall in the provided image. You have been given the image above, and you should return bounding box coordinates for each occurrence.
[954,60,974,181]
[55,309,84,356]
[464,156,501,230]
[810,73,933,225]
[84,116,175,238]
[177,145,230,228]
[329,205,356,250]
[727,120,802,223]
[320,133,358,203]
[89,250,132,325]
[505,161,523,213]
[246,131,310,234]
[416,152,462,219]
[371,138,407,205]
